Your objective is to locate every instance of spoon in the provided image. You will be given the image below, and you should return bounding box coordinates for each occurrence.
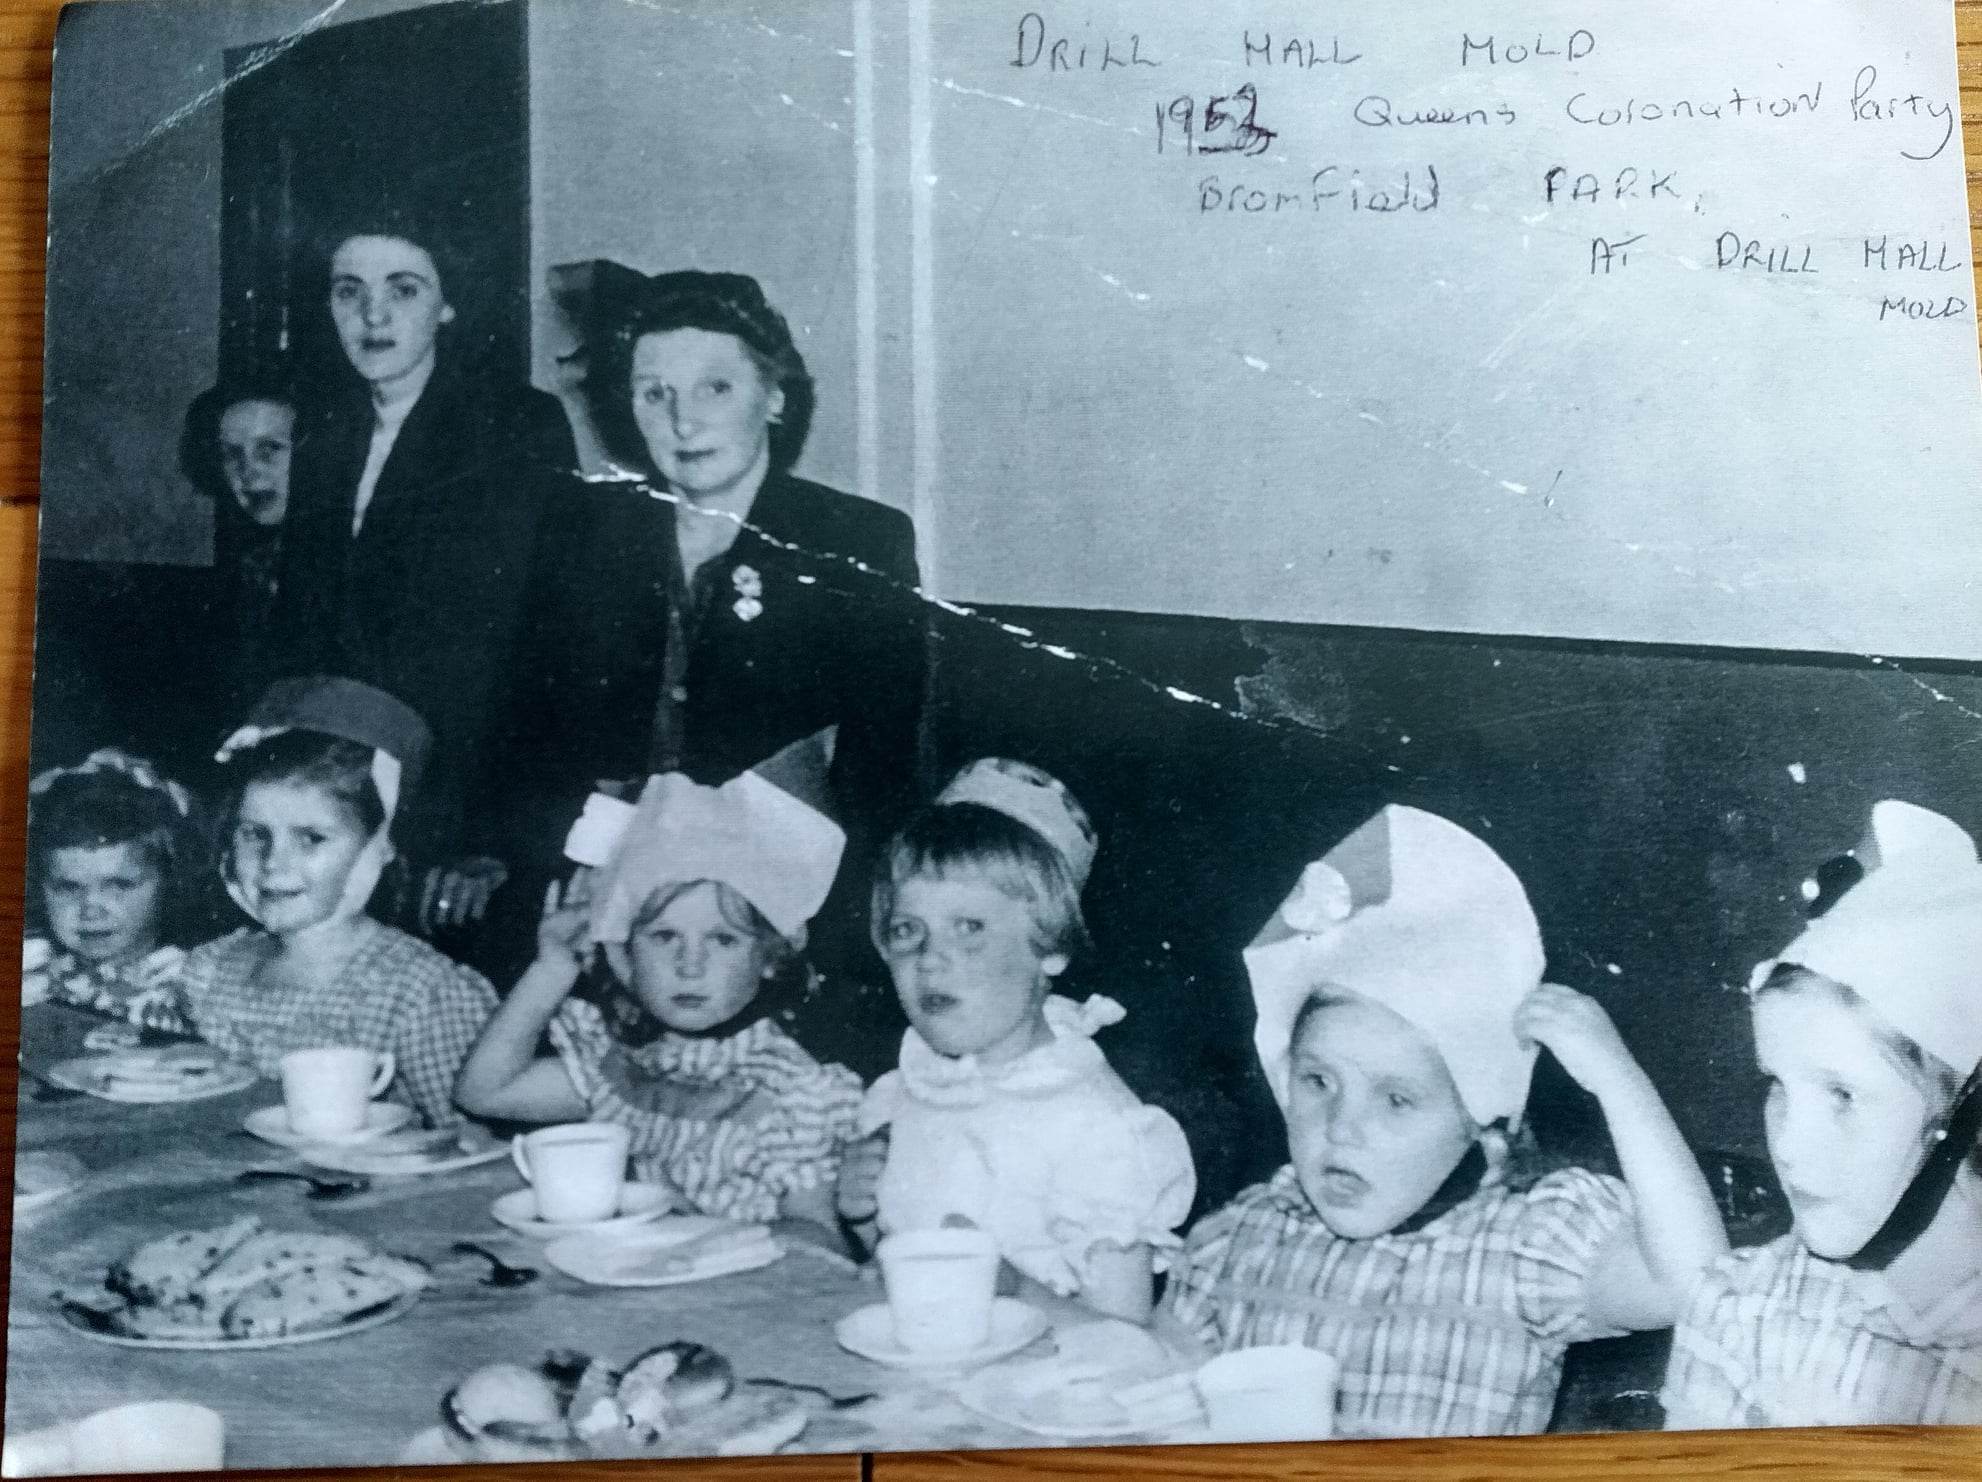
[745,1377,877,1410]
[235,1168,371,1200]
[451,1241,540,1288]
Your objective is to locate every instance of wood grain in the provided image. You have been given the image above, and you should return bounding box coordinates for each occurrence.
[2,1,1980,1478]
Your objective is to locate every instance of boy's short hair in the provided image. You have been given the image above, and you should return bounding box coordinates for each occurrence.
[871,802,1092,961]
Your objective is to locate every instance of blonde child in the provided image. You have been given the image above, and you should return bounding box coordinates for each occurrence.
[23,750,197,1014]
[1662,800,1982,1428]
[169,676,496,1127]
[454,761,862,1232]
[837,758,1196,1323]
[1165,805,1727,1438]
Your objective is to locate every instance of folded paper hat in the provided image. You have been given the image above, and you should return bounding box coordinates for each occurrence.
[215,676,432,822]
[586,731,846,944]
[1244,805,1545,1127]
[936,757,1098,890]
[1754,800,1982,1075]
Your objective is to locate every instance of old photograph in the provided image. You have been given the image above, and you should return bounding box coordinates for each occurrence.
[8,0,1982,1469]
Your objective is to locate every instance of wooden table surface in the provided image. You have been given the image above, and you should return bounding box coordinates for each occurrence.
[1,1,1979,1479]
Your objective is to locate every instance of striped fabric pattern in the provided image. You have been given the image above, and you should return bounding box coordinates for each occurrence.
[549,999,861,1223]
[1165,1163,1631,1437]
[1662,1233,1982,1428]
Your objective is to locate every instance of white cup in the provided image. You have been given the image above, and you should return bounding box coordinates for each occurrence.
[3,1400,225,1476]
[510,1122,630,1223]
[279,1046,394,1140]
[1195,1345,1339,1443]
[877,1228,1000,1356]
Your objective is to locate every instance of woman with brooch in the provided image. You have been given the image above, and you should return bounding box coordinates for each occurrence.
[494,271,925,1070]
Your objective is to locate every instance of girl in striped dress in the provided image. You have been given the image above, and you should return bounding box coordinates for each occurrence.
[1662,801,1982,1429]
[455,763,860,1234]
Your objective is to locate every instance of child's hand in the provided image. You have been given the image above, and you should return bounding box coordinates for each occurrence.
[534,878,593,972]
[835,1129,890,1227]
[1514,983,1641,1099]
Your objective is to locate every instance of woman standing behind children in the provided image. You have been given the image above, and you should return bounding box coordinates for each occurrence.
[1165,805,1727,1437]
[1663,801,1982,1428]
[838,759,1196,1323]
[23,750,199,1015]
[454,756,861,1233]
[170,677,496,1128]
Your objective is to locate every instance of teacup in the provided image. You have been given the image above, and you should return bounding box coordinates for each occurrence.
[279,1047,395,1141]
[2,1400,225,1476]
[510,1122,630,1223]
[1195,1345,1339,1442]
[877,1228,1000,1356]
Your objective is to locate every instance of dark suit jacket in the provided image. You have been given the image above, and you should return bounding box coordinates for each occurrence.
[497,471,926,874]
[271,365,578,863]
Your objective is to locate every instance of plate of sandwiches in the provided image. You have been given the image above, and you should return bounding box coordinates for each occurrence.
[44,1045,259,1104]
[53,1215,429,1349]
[295,1125,509,1177]
[542,1217,782,1288]
[402,1342,808,1464]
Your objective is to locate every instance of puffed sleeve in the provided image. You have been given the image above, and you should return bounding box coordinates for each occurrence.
[1049,1100,1198,1281]
[1161,1187,1253,1351]
[1659,1256,1769,1430]
[1508,1166,1634,1344]
[395,959,499,1129]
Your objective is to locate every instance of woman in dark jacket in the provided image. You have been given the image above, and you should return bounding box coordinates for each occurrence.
[496,271,925,1046]
[271,219,578,930]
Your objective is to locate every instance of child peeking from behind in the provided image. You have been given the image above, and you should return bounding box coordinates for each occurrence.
[1663,800,1982,1428]
[455,741,861,1236]
[837,759,1196,1324]
[1164,805,1727,1438]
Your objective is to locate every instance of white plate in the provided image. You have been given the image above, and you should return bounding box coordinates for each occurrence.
[957,1357,1157,1440]
[543,1217,783,1287]
[53,1289,420,1351]
[834,1298,1050,1371]
[243,1102,414,1149]
[46,1053,259,1105]
[297,1130,509,1177]
[491,1182,675,1239]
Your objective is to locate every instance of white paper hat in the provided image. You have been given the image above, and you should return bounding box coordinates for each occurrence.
[1244,805,1545,1127]
[1754,800,1982,1075]
[937,757,1098,889]
[586,737,846,944]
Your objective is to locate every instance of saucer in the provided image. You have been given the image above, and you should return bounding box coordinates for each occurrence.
[244,1101,414,1149]
[834,1298,1050,1371]
[490,1182,675,1238]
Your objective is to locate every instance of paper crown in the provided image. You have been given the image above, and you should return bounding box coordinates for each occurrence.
[1755,800,1982,1075]
[216,676,432,822]
[1244,805,1545,1127]
[936,758,1098,890]
[579,731,845,944]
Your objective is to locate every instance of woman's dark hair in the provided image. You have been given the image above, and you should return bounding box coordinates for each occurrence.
[871,801,1092,962]
[178,373,298,501]
[217,731,387,842]
[587,270,815,477]
[27,762,199,946]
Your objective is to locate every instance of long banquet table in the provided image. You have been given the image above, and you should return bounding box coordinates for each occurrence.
[5,1004,1130,1468]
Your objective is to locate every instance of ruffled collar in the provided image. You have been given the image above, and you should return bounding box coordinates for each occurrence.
[896,994,1126,1107]
[604,1015,787,1100]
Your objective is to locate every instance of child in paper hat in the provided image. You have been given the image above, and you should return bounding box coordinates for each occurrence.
[1663,800,1982,1429]
[172,676,498,1127]
[1165,805,1725,1437]
[838,758,1197,1322]
[455,737,862,1232]
[23,749,199,1018]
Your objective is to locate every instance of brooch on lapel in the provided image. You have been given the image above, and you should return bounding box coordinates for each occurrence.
[731,564,764,622]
